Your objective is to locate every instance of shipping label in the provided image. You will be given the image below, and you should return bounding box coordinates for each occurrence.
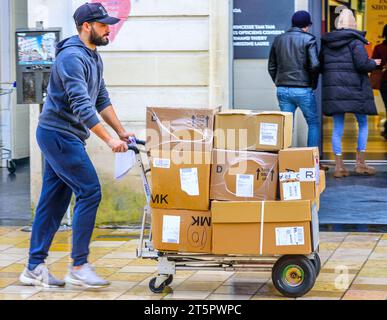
[276,227,305,246]
[180,168,200,196]
[282,182,302,200]
[153,158,170,169]
[236,174,254,198]
[162,215,180,244]
[279,171,299,182]
[259,123,278,146]
[299,168,316,182]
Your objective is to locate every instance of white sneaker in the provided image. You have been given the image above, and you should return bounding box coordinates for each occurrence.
[19,264,65,288]
[64,263,110,288]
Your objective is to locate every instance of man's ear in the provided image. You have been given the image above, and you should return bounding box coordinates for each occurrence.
[83,22,92,32]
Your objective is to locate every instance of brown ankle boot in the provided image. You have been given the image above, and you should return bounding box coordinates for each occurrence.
[334,155,349,178]
[354,151,376,175]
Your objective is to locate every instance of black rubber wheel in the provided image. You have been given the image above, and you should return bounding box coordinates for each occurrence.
[311,253,321,277]
[272,255,317,298]
[7,160,16,174]
[149,277,166,293]
[165,275,173,286]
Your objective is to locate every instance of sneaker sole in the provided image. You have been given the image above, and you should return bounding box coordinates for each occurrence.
[19,273,65,288]
[64,275,110,289]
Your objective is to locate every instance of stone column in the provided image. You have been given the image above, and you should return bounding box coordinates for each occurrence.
[209,0,232,109]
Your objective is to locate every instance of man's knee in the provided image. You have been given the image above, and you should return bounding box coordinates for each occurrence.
[80,184,102,205]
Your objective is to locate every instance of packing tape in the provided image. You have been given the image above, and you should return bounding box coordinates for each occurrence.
[153,114,211,143]
[260,201,265,255]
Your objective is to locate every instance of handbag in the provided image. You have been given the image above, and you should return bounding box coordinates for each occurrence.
[370,69,383,90]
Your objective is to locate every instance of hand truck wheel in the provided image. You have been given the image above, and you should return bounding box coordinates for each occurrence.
[310,253,321,277]
[149,277,166,294]
[7,160,16,174]
[272,255,317,298]
[165,275,173,286]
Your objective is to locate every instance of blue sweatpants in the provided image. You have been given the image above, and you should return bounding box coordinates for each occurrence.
[28,126,102,270]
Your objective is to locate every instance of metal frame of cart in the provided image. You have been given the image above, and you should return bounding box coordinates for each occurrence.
[0,86,16,174]
[129,141,321,298]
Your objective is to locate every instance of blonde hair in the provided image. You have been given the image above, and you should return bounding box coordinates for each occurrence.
[336,8,357,30]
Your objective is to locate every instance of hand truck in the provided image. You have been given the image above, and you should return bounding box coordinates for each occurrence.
[0,86,16,174]
[128,140,321,298]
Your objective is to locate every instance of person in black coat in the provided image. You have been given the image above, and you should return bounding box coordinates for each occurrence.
[319,8,381,177]
[372,24,387,139]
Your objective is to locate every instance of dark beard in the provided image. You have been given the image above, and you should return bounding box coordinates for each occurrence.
[89,27,109,46]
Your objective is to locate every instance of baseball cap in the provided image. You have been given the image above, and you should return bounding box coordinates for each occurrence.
[73,2,120,26]
[292,10,313,28]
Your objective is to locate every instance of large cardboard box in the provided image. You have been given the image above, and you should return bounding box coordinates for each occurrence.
[210,149,279,201]
[146,106,221,152]
[211,200,319,255]
[152,208,212,254]
[278,148,320,201]
[150,150,212,211]
[213,110,293,151]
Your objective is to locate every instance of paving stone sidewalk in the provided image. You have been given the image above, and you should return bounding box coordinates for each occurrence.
[0,227,386,300]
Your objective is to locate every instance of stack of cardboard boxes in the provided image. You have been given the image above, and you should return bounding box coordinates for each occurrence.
[147,106,325,256]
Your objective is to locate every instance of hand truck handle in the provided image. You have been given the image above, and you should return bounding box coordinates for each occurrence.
[134,139,146,146]
[127,138,146,154]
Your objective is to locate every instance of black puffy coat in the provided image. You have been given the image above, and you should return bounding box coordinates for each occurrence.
[268,27,320,89]
[320,29,377,116]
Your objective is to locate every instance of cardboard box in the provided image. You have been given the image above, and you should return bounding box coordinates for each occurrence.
[214,110,293,151]
[210,149,279,201]
[211,200,319,255]
[146,106,221,152]
[279,148,320,201]
[152,208,212,254]
[150,150,212,211]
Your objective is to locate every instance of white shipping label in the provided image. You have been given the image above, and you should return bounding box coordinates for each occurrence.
[299,168,316,182]
[282,182,302,200]
[279,171,299,182]
[259,123,278,146]
[236,174,254,198]
[276,227,305,246]
[180,168,200,196]
[162,215,180,244]
[153,158,170,169]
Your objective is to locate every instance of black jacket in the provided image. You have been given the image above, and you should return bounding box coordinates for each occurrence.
[320,29,377,116]
[268,27,320,89]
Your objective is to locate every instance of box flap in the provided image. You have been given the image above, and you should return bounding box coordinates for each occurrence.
[280,147,318,153]
[217,109,257,116]
[258,111,293,117]
[147,106,221,113]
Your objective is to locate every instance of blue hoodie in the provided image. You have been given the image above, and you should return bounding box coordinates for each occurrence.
[39,35,111,142]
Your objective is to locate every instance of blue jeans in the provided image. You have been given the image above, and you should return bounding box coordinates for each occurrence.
[28,126,101,270]
[332,114,368,155]
[277,87,320,148]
